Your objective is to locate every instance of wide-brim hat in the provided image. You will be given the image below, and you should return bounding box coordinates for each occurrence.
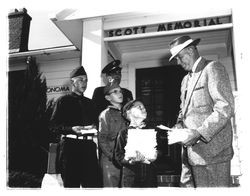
[169,36,200,61]
[102,60,122,74]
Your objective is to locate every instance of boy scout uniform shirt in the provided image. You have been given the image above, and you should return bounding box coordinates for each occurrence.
[50,92,97,135]
[98,106,127,161]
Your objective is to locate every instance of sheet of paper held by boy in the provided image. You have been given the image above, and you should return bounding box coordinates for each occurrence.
[124,128,157,164]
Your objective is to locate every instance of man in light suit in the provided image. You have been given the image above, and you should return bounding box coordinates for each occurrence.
[167,35,234,187]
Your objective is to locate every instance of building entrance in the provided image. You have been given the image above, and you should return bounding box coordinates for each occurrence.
[136,65,186,180]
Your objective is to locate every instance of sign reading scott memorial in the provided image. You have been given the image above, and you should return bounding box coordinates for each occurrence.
[107,16,230,37]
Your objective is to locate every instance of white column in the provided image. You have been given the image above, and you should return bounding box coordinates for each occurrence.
[231,7,249,188]
[81,17,108,98]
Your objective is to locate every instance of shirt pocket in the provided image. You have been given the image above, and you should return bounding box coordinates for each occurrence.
[192,86,208,107]
[110,117,121,139]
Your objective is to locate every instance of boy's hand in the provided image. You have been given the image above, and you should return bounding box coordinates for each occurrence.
[72,125,97,135]
[82,125,96,130]
[72,126,84,135]
[135,151,145,162]
[128,151,151,164]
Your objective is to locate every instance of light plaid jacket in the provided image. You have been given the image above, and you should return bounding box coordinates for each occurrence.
[178,57,235,165]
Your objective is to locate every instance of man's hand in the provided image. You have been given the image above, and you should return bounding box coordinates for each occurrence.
[168,128,200,146]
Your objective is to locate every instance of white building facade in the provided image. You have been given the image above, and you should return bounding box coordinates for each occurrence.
[9,8,247,186]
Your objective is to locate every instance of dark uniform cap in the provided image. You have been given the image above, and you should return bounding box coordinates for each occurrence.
[70,66,87,78]
[101,60,122,74]
[104,82,121,95]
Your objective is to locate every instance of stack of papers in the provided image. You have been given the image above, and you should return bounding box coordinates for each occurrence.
[124,129,157,162]
[80,129,97,135]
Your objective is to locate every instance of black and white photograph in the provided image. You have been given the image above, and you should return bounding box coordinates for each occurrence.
[2,0,250,194]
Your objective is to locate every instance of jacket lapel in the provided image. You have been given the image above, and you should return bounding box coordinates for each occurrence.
[182,58,207,116]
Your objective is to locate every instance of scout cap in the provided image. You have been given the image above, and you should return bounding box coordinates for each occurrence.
[104,82,121,95]
[70,66,87,78]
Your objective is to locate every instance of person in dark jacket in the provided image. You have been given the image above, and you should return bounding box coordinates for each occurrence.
[98,82,127,187]
[92,60,133,121]
[50,66,99,188]
[114,100,158,188]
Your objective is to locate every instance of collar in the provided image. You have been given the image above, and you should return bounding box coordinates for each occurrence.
[71,92,84,97]
[128,122,146,129]
[108,105,121,111]
[192,56,202,73]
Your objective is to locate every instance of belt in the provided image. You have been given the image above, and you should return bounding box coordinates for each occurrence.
[63,134,94,140]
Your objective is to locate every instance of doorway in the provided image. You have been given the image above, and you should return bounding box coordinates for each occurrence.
[136,65,187,175]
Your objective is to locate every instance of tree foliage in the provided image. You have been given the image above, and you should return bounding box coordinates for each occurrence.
[8,56,49,186]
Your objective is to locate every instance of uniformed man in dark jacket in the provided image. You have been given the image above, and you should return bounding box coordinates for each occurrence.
[92,60,133,120]
[50,66,99,188]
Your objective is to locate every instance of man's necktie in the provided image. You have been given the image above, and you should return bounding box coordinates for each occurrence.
[184,72,192,101]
